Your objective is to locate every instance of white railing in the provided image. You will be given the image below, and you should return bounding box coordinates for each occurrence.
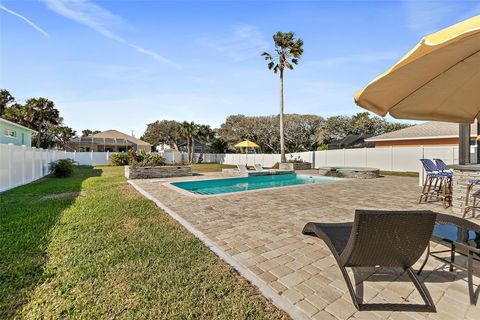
[1,143,474,192]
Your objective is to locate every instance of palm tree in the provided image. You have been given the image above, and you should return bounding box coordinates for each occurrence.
[262,32,303,163]
[197,124,215,158]
[177,121,198,163]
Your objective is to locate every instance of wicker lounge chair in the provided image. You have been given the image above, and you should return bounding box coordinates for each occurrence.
[302,210,437,312]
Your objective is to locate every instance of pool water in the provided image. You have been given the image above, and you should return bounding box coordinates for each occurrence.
[171,174,338,195]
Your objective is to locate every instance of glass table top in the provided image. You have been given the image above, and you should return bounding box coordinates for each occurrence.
[433,223,480,250]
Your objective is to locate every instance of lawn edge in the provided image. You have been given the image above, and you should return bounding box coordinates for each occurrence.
[128,180,308,320]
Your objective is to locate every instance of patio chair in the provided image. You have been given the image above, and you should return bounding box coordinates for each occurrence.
[433,158,453,175]
[419,159,451,208]
[254,164,264,172]
[302,210,436,312]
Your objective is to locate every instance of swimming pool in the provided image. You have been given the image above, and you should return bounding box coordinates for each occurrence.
[170,174,339,195]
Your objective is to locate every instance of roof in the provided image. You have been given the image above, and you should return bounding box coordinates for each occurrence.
[92,130,151,146]
[366,121,478,142]
[0,118,38,133]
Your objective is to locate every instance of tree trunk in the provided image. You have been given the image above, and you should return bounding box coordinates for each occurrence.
[279,69,286,163]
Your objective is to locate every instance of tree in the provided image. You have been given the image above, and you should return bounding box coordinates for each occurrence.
[82,129,100,137]
[197,124,215,156]
[53,126,77,149]
[0,89,14,115]
[218,114,324,153]
[210,137,229,153]
[262,32,303,163]
[142,120,181,150]
[2,97,61,148]
[177,121,198,163]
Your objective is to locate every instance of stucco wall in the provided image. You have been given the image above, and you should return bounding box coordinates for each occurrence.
[374,137,459,147]
[0,121,34,147]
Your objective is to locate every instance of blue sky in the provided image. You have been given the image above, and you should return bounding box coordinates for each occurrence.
[1,0,479,137]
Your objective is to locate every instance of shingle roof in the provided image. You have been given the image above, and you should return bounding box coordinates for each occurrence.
[92,130,151,146]
[366,121,478,142]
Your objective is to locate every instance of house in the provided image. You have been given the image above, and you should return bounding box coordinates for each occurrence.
[67,129,151,152]
[0,118,37,147]
[366,121,478,147]
[328,134,374,150]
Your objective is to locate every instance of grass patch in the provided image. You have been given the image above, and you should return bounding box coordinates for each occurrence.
[1,166,289,319]
[191,163,237,173]
[380,170,419,177]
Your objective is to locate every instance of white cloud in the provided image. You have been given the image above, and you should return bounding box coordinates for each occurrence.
[196,25,268,61]
[41,0,177,66]
[0,4,49,37]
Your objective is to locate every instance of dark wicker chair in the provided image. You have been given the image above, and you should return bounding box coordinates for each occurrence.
[302,210,437,312]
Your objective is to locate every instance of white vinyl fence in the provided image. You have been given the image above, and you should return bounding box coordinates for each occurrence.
[1,143,475,192]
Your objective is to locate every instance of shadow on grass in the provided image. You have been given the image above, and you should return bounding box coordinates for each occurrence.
[0,166,102,318]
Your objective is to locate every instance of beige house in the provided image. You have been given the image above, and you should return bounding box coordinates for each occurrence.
[67,130,151,152]
[366,121,478,147]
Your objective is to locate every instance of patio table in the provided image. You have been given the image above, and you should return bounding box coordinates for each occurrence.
[418,213,480,304]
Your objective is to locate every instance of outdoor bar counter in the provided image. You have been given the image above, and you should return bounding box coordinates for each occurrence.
[449,164,480,214]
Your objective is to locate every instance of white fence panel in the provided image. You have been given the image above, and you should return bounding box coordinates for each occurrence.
[325,149,345,167]
[392,147,423,172]
[345,149,367,167]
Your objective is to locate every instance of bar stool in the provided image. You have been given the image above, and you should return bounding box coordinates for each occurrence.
[463,178,480,218]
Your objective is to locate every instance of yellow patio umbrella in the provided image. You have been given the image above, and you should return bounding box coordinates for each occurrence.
[234,140,259,166]
[354,15,480,123]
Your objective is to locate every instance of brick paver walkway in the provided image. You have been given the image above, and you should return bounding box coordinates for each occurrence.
[130,172,479,320]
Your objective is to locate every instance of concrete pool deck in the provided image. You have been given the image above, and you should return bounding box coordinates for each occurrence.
[129,172,479,320]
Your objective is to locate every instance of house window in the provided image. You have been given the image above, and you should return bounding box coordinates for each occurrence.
[4,129,16,138]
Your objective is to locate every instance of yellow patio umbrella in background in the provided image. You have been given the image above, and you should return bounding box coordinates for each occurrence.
[234,140,259,166]
[354,15,480,123]
[354,15,480,164]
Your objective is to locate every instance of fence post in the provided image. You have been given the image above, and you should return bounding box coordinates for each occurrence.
[106,150,110,163]
[8,144,13,189]
[419,145,425,186]
[39,149,43,177]
[311,151,315,168]
[364,147,367,167]
[32,147,36,179]
[22,145,26,184]
[343,148,346,166]
[390,146,394,171]
[90,150,93,165]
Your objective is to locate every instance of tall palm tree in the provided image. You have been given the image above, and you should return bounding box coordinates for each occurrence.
[177,121,198,163]
[197,124,215,157]
[262,32,303,163]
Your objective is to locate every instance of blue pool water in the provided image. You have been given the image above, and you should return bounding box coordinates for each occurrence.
[171,174,338,195]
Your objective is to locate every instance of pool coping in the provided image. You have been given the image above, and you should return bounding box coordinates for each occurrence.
[162,173,345,198]
[128,179,310,320]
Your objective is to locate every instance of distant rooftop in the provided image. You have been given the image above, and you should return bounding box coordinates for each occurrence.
[366,121,478,142]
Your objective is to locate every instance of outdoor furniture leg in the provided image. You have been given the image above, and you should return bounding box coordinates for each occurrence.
[418,244,430,275]
[450,244,455,272]
[420,176,430,203]
[463,183,473,218]
[468,251,475,305]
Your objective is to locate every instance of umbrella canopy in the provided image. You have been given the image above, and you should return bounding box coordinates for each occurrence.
[234,140,259,148]
[354,15,480,123]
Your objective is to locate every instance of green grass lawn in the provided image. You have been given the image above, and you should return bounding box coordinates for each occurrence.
[0,166,289,319]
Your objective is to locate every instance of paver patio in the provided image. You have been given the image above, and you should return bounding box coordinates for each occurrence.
[130,172,479,320]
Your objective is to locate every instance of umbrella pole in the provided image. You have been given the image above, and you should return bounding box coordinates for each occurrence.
[459,124,471,165]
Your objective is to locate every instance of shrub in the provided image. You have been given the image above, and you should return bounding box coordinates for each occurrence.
[317,145,328,151]
[140,154,166,167]
[128,150,167,167]
[272,162,279,169]
[110,153,129,166]
[49,159,76,178]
